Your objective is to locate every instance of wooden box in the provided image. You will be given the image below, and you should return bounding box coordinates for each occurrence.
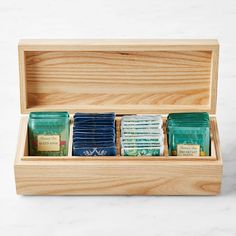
[14,39,223,195]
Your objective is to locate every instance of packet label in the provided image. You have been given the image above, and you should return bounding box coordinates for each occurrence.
[37,135,60,151]
[177,144,200,156]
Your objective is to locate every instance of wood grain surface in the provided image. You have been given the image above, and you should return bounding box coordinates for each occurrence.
[14,116,223,195]
[15,40,222,195]
[18,40,219,114]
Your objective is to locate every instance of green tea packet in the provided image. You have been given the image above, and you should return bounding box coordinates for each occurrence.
[167,112,210,156]
[121,146,163,156]
[120,114,164,156]
[168,112,209,119]
[28,112,70,156]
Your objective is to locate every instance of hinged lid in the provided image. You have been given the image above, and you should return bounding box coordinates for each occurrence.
[19,39,219,115]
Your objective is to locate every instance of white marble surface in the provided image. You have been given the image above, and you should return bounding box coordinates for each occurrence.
[0,0,236,235]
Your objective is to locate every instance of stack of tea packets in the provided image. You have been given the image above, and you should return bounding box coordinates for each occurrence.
[167,112,210,156]
[28,112,70,156]
[120,115,164,156]
[72,112,116,156]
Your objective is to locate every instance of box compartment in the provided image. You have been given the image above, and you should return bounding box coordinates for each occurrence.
[15,116,222,195]
[21,116,218,161]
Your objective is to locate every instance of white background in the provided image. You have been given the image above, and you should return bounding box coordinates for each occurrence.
[0,0,236,235]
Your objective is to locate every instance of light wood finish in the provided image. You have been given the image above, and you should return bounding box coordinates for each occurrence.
[15,39,222,195]
[19,39,219,51]
[15,116,222,195]
[19,48,28,115]
[19,39,219,114]
[15,162,222,195]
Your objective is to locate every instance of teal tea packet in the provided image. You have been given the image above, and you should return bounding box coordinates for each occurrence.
[167,112,210,156]
[28,112,70,156]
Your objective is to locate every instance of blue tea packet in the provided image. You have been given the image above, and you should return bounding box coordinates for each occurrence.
[73,126,115,130]
[73,137,116,143]
[73,129,115,134]
[73,142,115,148]
[74,112,115,118]
[73,120,115,127]
[73,112,116,156]
[73,146,117,156]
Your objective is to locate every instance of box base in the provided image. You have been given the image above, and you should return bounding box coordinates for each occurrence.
[15,116,223,195]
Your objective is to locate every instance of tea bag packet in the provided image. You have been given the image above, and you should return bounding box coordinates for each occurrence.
[28,112,70,156]
[73,112,116,156]
[167,112,210,156]
[120,115,164,156]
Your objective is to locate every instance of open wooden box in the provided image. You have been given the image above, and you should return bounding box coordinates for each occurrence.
[15,39,223,195]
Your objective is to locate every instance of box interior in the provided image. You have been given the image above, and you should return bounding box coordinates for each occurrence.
[19,40,219,115]
[18,40,220,161]
[22,115,218,161]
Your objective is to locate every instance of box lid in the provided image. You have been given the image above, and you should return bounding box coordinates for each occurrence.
[19,39,219,115]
